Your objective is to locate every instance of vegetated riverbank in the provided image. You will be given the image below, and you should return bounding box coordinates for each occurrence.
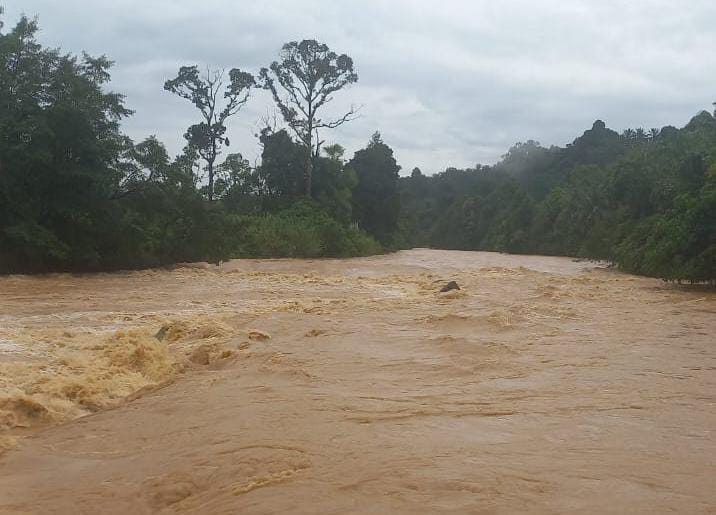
[0,249,714,514]
[3,12,715,283]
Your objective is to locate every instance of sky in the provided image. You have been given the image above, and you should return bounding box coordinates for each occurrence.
[5,0,716,174]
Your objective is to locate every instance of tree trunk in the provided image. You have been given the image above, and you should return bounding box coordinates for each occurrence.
[208,159,215,202]
[208,135,217,201]
[305,104,313,197]
[304,147,313,197]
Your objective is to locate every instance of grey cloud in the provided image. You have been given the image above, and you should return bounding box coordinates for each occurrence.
[5,0,716,174]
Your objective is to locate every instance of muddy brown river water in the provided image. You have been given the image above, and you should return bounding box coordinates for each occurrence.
[0,249,714,514]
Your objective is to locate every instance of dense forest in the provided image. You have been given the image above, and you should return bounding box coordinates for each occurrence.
[399,118,716,283]
[0,12,714,282]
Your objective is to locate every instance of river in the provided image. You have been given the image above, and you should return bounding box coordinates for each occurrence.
[0,249,714,513]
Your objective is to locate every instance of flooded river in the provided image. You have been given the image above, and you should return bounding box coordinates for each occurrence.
[0,249,714,513]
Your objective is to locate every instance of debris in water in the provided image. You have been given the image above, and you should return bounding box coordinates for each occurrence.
[440,281,460,292]
[154,325,169,341]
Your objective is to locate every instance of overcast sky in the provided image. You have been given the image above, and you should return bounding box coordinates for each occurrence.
[5,0,716,174]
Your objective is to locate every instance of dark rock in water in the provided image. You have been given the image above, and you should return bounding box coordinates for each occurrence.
[155,325,169,341]
[440,281,460,293]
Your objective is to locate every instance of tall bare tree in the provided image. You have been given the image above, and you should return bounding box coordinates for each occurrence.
[164,66,254,201]
[259,40,358,197]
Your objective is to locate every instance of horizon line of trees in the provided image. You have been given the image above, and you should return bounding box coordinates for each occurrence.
[0,9,713,283]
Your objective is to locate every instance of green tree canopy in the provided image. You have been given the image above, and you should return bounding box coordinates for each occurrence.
[164,66,254,201]
[350,132,401,245]
[259,40,358,196]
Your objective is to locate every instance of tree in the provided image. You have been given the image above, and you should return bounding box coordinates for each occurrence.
[350,132,401,244]
[214,152,253,199]
[164,66,254,201]
[259,40,358,197]
[256,128,305,197]
[0,12,135,271]
[312,144,357,223]
[0,9,383,273]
